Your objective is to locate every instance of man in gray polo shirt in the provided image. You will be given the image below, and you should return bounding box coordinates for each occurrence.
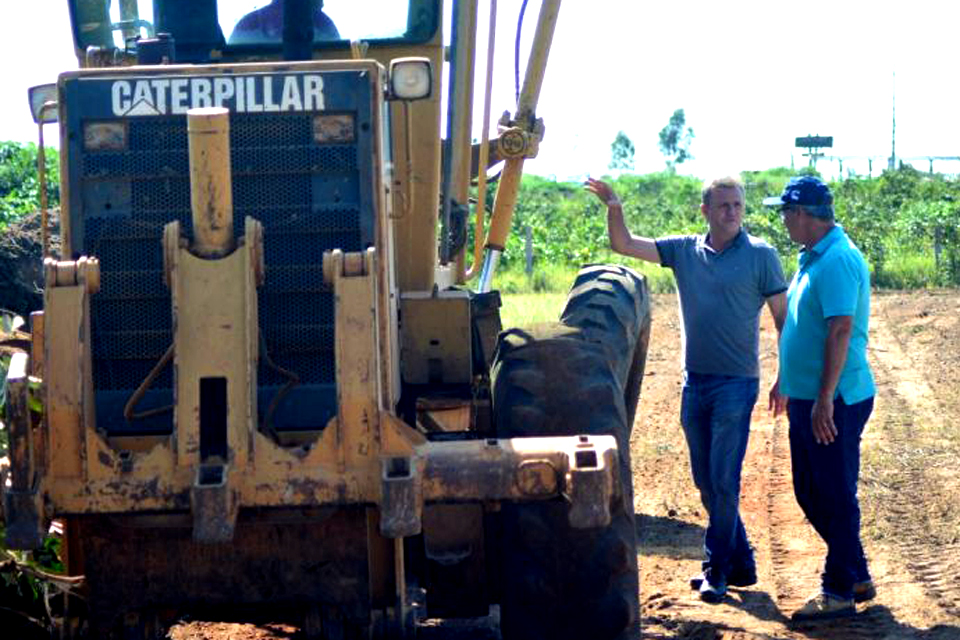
[586,175,788,603]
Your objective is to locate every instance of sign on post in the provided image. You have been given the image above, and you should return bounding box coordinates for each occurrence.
[795,136,833,148]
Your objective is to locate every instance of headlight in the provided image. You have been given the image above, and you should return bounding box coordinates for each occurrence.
[389,58,432,101]
[28,83,58,124]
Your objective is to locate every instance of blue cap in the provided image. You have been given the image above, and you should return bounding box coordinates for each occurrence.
[762,176,833,209]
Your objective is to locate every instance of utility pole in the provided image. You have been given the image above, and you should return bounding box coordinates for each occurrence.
[889,71,897,170]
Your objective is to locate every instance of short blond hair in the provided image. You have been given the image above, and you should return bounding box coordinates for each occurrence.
[702,176,745,207]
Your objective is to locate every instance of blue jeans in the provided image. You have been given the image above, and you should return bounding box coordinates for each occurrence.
[680,372,759,579]
[788,395,873,600]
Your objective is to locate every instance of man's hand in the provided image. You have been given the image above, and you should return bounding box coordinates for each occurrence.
[768,377,787,417]
[584,177,661,263]
[584,177,619,206]
[811,396,838,445]
[811,315,852,445]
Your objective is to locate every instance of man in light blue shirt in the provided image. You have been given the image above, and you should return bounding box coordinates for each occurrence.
[766,176,876,621]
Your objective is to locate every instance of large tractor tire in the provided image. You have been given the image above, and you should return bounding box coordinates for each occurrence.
[491,265,650,640]
[560,264,651,427]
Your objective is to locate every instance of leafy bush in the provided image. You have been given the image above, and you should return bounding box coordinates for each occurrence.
[2,135,957,288]
[0,142,59,230]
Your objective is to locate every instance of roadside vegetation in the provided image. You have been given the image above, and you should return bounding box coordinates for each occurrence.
[2,139,956,294]
[486,165,960,297]
[0,142,58,230]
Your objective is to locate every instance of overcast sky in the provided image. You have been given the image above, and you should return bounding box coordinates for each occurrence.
[3,1,959,182]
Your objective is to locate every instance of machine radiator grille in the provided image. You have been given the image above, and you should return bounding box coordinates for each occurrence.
[78,111,369,433]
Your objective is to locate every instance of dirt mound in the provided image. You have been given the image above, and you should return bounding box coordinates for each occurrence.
[0,209,60,318]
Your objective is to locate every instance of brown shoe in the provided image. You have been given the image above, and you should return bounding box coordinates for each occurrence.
[853,580,876,603]
[791,593,855,621]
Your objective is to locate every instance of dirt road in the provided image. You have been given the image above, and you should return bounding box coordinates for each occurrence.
[635,291,960,639]
[167,290,960,639]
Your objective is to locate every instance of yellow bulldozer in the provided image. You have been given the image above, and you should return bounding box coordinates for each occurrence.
[2,1,651,638]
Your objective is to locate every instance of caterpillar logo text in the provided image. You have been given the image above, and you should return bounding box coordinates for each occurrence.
[111,74,326,116]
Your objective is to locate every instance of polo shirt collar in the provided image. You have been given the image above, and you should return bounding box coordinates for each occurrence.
[799,224,844,268]
[808,224,844,255]
[699,228,746,254]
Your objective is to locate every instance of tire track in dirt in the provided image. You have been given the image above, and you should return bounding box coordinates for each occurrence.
[762,408,905,640]
[633,293,960,640]
[418,294,960,640]
[633,297,810,639]
[754,303,960,640]
[862,311,960,627]
[764,414,813,616]
[750,347,885,640]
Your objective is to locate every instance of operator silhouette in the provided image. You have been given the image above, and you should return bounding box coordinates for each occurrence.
[229,0,340,44]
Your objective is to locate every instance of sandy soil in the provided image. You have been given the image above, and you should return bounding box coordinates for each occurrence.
[635,291,960,640]
[165,290,960,639]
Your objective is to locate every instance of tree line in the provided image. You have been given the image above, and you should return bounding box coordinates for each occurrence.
[489,166,960,289]
[1,141,958,289]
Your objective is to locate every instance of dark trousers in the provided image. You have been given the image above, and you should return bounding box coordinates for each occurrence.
[680,373,759,578]
[788,395,873,600]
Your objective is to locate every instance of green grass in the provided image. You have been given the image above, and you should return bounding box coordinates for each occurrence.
[494,261,677,328]
[500,292,566,328]
[494,260,677,295]
[494,263,578,294]
[878,247,941,288]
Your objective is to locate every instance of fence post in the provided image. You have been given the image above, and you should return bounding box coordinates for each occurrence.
[934,225,943,274]
[524,225,533,275]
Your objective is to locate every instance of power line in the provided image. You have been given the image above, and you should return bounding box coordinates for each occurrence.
[890,71,897,170]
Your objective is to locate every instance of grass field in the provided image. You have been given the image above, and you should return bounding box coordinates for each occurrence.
[496,262,673,329]
[499,292,566,328]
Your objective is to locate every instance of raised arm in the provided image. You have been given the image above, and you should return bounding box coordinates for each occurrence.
[584,178,661,264]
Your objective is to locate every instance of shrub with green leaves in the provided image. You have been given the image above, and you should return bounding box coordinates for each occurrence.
[482,167,959,289]
[0,142,59,230]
